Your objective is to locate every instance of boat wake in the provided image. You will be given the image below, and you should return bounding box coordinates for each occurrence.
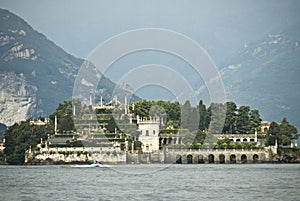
[70,163,112,168]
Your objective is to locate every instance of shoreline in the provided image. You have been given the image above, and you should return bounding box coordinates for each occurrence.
[1,160,299,166]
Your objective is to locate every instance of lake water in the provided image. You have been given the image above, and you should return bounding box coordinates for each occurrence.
[0,164,299,200]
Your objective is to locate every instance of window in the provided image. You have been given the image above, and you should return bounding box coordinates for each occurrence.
[153,130,155,135]
[146,130,149,136]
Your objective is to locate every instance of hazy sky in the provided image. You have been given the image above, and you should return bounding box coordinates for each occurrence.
[1,0,300,127]
[1,0,299,60]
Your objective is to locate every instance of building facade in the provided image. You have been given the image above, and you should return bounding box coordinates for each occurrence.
[137,116,160,153]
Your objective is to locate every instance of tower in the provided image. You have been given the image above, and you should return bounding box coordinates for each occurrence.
[137,117,160,153]
[89,93,92,106]
[54,115,57,134]
[124,95,128,115]
[100,96,103,107]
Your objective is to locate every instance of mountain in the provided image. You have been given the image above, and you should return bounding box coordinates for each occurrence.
[0,9,135,126]
[1,8,299,131]
[222,28,300,129]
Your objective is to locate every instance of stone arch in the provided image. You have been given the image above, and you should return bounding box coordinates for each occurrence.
[176,154,182,164]
[198,155,204,163]
[243,138,248,142]
[230,154,236,164]
[236,139,241,142]
[250,139,255,142]
[187,154,193,164]
[208,154,215,164]
[219,154,225,164]
[253,154,259,163]
[241,154,247,164]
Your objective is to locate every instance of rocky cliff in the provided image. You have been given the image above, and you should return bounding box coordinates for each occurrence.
[0,9,125,126]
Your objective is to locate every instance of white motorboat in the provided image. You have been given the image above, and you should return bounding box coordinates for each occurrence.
[70,163,111,168]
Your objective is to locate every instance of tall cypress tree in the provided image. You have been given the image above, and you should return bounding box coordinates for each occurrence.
[198,100,207,131]
[181,100,192,130]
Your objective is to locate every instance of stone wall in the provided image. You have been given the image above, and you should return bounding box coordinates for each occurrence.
[164,148,270,164]
[124,148,272,164]
[26,147,126,164]
[26,146,275,164]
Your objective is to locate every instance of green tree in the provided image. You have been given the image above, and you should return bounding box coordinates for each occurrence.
[236,142,245,149]
[193,129,206,145]
[229,142,236,149]
[149,104,167,123]
[236,106,250,134]
[4,120,51,165]
[0,151,5,163]
[106,116,118,133]
[207,103,226,134]
[223,101,237,133]
[132,100,181,124]
[49,100,77,132]
[216,138,231,149]
[190,107,199,132]
[198,100,208,131]
[266,122,280,146]
[164,101,181,123]
[249,109,261,133]
[132,100,152,118]
[266,119,298,146]
[280,118,298,146]
[181,100,198,131]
